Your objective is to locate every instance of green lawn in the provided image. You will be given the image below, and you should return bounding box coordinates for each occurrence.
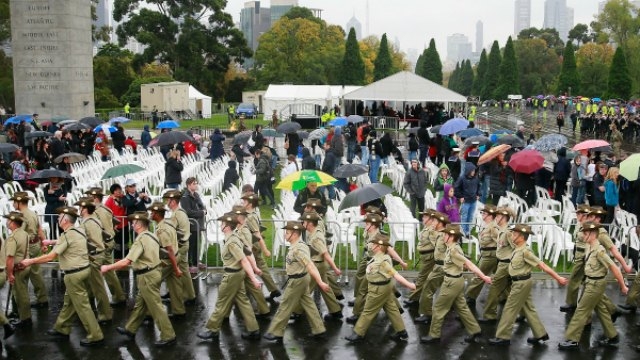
[119,114,269,131]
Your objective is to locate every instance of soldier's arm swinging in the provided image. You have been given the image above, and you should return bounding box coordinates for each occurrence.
[386,247,408,270]
[306,262,330,292]
[537,261,568,285]
[165,245,182,278]
[393,273,416,290]
[609,245,632,274]
[463,258,492,284]
[322,251,342,276]
[20,251,57,267]
[609,263,629,295]
[240,257,261,289]
[101,258,132,273]
[248,254,261,275]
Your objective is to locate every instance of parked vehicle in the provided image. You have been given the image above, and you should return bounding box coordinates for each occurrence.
[236,103,258,119]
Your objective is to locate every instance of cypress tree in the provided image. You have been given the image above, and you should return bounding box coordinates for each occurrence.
[340,27,365,85]
[608,46,632,100]
[422,38,443,84]
[557,42,580,95]
[373,33,393,81]
[472,49,488,96]
[415,50,426,76]
[461,59,475,96]
[449,62,461,92]
[482,41,501,100]
[495,36,519,99]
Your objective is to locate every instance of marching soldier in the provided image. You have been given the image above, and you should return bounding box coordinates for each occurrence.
[4,212,31,328]
[489,224,568,346]
[263,221,330,343]
[75,197,113,324]
[559,204,591,313]
[420,225,491,344]
[11,192,48,309]
[242,193,281,300]
[164,190,197,305]
[559,222,628,350]
[404,209,436,306]
[415,212,450,323]
[101,211,176,347]
[19,207,104,346]
[85,187,127,307]
[197,213,262,341]
[0,218,15,339]
[345,233,416,343]
[148,202,184,318]
[465,205,499,306]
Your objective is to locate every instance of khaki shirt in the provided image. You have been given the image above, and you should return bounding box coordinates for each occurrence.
[443,243,466,276]
[81,215,106,252]
[365,252,396,283]
[317,218,326,235]
[170,208,191,242]
[0,236,5,269]
[432,231,446,262]
[95,204,116,239]
[126,230,161,270]
[5,228,29,264]
[573,225,587,261]
[509,244,540,277]
[156,219,178,256]
[307,229,327,262]
[417,227,435,252]
[597,228,615,251]
[20,208,39,241]
[479,221,499,248]
[237,224,253,251]
[53,227,90,271]
[285,240,311,275]
[496,225,514,260]
[221,232,245,269]
[363,229,380,258]
[584,243,615,278]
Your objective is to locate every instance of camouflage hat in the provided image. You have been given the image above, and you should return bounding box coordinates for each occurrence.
[282,221,304,231]
[364,213,383,225]
[231,205,248,216]
[305,198,324,209]
[2,211,24,224]
[162,190,182,200]
[580,221,602,232]
[217,212,240,225]
[9,191,32,203]
[369,233,391,247]
[56,206,79,219]
[510,224,534,235]
[84,187,104,196]
[147,201,167,213]
[480,204,497,215]
[128,211,151,224]
[74,197,96,208]
[439,224,463,238]
[575,204,591,214]
[588,206,606,216]
[432,212,451,225]
[365,206,386,217]
[300,211,321,222]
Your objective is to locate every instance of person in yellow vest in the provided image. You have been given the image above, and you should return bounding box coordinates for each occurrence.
[124,103,130,119]
[468,105,476,122]
[602,104,608,115]
[227,104,235,124]
[591,103,598,114]
[576,102,582,114]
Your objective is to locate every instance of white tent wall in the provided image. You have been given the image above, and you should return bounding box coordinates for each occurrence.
[263,84,362,120]
[188,85,212,118]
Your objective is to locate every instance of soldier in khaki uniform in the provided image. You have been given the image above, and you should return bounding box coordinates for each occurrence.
[101,211,176,347]
[164,190,196,305]
[346,233,416,343]
[559,205,591,313]
[415,212,450,323]
[465,205,498,306]
[243,193,281,300]
[479,207,515,322]
[559,222,629,350]
[20,207,104,346]
[0,218,15,339]
[75,198,113,324]
[489,224,568,346]
[404,209,436,306]
[197,213,262,341]
[421,225,491,344]
[3,212,30,328]
[11,192,48,308]
[148,202,184,317]
[263,221,330,344]
[85,187,127,307]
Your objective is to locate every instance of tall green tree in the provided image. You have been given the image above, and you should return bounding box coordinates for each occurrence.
[608,46,632,99]
[113,0,251,101]
[0,0,10,43]
[359,36,409,84]
[461,59,475,96]
[495,36,519,99]
[515,38,560,96]
[568,23,592,46]
[93,44,137,107]
[421,39,443,84]
[557,42,580,95]
[415,51,425,76]
[373,33,393,81]
[448,62,461,92]
[482,41,501,100]
[596,0,640,46]
[575,42,613,97]
[340,27,365,85]
[472,49,487,96]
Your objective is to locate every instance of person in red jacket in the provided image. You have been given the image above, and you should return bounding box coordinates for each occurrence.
[105,183,129,259]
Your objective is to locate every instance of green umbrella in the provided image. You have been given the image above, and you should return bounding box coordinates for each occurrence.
[101,164,145,180]
[276,170,336,191]
[620,153,640,181]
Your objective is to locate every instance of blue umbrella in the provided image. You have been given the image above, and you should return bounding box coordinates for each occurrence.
[439,117,469,135]
[457,128,484,138]
[4,114,33,125]
[109,116,130,124]
[328,117,347,127]
[157,120,180,129]
[592,97,601,102]
[94,124,117,133]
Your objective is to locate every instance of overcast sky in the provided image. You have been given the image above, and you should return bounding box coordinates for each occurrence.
[226,0,604,57]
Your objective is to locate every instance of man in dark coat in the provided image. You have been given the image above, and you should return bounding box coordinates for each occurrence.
[293,182,328,215]
[111,122,126,154]
[554,147,572,201]
[180,177,207,268]
[321,142,339,199]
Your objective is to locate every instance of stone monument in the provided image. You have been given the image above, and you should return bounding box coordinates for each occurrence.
[10,0,95,120]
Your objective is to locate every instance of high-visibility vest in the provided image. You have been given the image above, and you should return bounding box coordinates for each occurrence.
[576,103,582,112]
[601,105,608,114]
[591,104,598,113]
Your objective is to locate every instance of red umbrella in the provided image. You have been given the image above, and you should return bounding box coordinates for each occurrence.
[573,139,610,151]
[508,149,544,174]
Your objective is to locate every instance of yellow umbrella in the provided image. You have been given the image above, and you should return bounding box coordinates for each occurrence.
[150,131,158,139]
[277,170,337,191]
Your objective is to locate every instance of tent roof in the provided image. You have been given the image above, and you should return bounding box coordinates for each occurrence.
[343,71,467,103]
[189,85,211,100]
[264,85,331,101]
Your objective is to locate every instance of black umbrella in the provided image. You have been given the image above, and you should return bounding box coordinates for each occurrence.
[429,125,442,134]
[495,134,525,148]
[232,130,253,145]
[276,122,301,134]
[338,183,393,211]
[62,122,91,131]
[297,130,309,139]
[152,131,194,147]
[0,143,19,153]
[29,169,71,183]
[26,131,54,139]
[54,152,87,164]
[79,117,103,127]
[463,135,491,147]
[334,164,369,178]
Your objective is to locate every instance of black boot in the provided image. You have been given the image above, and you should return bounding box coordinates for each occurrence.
[3,324,15,339]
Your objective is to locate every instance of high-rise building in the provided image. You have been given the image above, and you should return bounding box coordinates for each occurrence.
[476,20,484,53]
[240,1,271,52]
[94,0,116,43]
[543,0,573,42]
[514,0,531,36]
[270,0,298,24]
[447,33,473,63]
[346,16,362,40]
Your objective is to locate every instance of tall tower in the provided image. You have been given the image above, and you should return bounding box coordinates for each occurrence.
[475,20,483,53]
[346,15,362,40]
[544,0,570,41]
[514,0,531,36]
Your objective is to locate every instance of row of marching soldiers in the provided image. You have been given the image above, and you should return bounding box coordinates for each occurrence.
[0,188,198,347]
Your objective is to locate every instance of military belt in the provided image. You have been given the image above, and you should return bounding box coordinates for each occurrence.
[498,259,511,263]
[434,260,444,265]
[224,267,241,273]
[510,273,531,281]
[29,238,40,245]
[369,280,391,285]
[63,265,90,275]
[480,247,497,251]
[0,268,5,273]
[575,246,586,252]
[445,273,462,278]
[585,275,605,280]
[134,265,158,275]
[313,260,324,264]
[419,249,435,255]
[288,272,307,279]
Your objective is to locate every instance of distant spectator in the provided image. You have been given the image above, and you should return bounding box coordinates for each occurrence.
[44,177,67,238]
[403,159,427,218]
[604,167,620,225]
[164,149,183,189]
[105,183,128,259]
[437,183,460,222]
[433,163,453,200]
[251,125,265,151]
[330,126,345,159]
[254,149,275,208]
[141,124,151,148]
[592,162,608,207]
[180,177,207,269]
[407,133,419,163]
[111,122,126,154]
[553,147,571,201]
[321,142,339,199]
[281,154,299,179]
[301,147,316,170]
[125,136,137,154]
[209,128,225,161]
[223,160,239,191]
[94,137,110,161]
[454,162,480,238]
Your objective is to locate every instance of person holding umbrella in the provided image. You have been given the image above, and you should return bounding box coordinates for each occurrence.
[209,128,225,161]
[44,176,67,238]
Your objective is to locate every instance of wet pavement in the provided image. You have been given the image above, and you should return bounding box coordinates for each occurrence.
[1,267,639,359]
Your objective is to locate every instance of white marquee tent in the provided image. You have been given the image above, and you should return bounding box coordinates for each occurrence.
[263,85,361,118]
[189,86,212,118]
